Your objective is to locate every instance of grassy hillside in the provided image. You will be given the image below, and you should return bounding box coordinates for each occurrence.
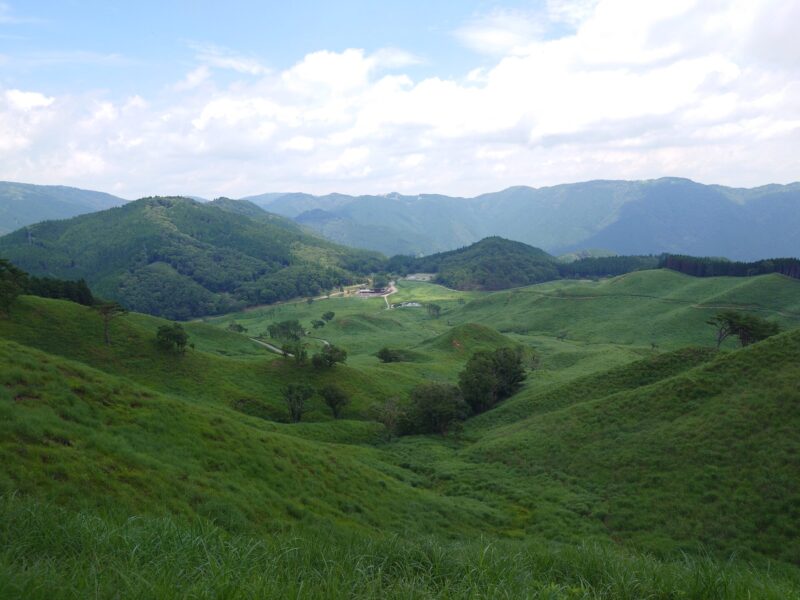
[0,181,125,235]
[0,197,383,319]
[2,271,800,597]
[455,270,800,348]
[469,328,800,562]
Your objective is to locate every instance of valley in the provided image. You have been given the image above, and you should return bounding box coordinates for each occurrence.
[2,265,799,597]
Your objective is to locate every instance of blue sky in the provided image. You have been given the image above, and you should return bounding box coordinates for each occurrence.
[1,0,799,198]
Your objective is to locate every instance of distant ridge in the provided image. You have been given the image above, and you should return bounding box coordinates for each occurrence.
[244,178,800,260]
[0,181,126,235]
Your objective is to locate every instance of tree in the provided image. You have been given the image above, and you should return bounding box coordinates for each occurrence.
[377,347,403,363]
[312,344,347,369]
[227,322,247,333]
[92,302,128,345]
[372,397,404,440]
[0,258,27,316]
[321,311,335,322]
[156,323,189,353]
[426,303,441,319]
[267,319,305,342]
[707,311,780,348]
[458,347,527,414]
[283,383,314,423]
[311,319,326,329]
[319,384,349,419]
[407,383,468,436]
[372,274,390,289]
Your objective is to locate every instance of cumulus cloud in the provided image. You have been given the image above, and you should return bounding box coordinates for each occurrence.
[1,0,798,198]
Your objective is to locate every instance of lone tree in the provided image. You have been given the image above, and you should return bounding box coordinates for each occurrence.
[377,347,403,363]
[267,319,305,342]
[319,384,349,419]
[707,310,780,348]
[156,323,189,353]
[311,319,326,329]
[93,301,128,345]
[426,303,441,319]
[312,344,347,369]
[283,383,314,423]
[321,311,335,322]
[458,347,527,415]
[0,258,27,316]
[372,396,405,440]
[407,382,468,436]
[227,322,247,333]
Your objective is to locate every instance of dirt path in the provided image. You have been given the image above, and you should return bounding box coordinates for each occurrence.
[383,282,398,309]
[249,337,292,357]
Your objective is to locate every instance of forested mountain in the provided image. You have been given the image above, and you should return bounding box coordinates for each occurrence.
[0,197,382,319]
[389,237,560,290]
[0,181,126,235]
[246,178,800,260]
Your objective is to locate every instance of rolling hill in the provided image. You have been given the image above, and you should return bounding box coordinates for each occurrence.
[0,197,383,319]
[2,271,800,596]
[246,178,800,260]
[389,237,561,290]
[0,181,126,235]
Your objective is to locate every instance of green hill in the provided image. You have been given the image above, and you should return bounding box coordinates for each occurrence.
[2,273,800,597]
[455,269,800,348]
[0,197,383,319]
[469,328,800,562]
[390,237,560,290]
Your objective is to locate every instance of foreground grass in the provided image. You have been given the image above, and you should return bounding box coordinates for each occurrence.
[2,496,798,600]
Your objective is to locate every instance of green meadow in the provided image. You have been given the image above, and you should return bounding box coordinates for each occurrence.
[2,270,800,597]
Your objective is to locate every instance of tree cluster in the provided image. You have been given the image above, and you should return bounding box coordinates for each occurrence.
[393,346,528,437]
[661,255,800,280]
[458,347,527,414]
[156,323,190,353]
[311,344,347,369]
[282,383,350,422]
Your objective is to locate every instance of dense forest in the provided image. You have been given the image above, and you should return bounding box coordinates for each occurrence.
[388,237,561,290]
[660,254,800,279]
[0,197,382,319]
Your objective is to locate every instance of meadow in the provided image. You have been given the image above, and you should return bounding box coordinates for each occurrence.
[2,270,800,597]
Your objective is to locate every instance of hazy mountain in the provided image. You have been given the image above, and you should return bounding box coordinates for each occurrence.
[244,178,800,260]
[0,197,382,319]
[0,181,127,235]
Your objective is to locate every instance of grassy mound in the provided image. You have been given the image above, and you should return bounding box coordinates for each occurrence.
[419,323,517,356]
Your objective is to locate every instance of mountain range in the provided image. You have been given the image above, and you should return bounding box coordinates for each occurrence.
[3,177,799,261]
[244,178,800,260]
[0,181,126,235]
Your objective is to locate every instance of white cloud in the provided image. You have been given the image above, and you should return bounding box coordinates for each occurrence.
[455,9,545,56]
[189,42,269,75]
[1,0,799,197]
[5,89,53,110]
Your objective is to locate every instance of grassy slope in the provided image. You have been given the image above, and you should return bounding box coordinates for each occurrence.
[3,271,800,596]
[0,338,499,538]
[469,329,800,562]
[455,270,800,348]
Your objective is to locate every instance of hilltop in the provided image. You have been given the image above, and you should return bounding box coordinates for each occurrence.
[0,197,383,319]
[390,237,560,290]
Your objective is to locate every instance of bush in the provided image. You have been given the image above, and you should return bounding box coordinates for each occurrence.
[404,383,467,436]
[156,323,189,353]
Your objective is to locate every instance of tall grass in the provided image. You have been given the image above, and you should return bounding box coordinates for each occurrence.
[2,496,798,599]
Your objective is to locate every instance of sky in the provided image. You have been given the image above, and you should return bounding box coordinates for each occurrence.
[1,0,798,199]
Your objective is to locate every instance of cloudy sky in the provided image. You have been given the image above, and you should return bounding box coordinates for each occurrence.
[1,0,798,198]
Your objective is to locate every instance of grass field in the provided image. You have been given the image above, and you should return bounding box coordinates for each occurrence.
[2,270,800,597]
